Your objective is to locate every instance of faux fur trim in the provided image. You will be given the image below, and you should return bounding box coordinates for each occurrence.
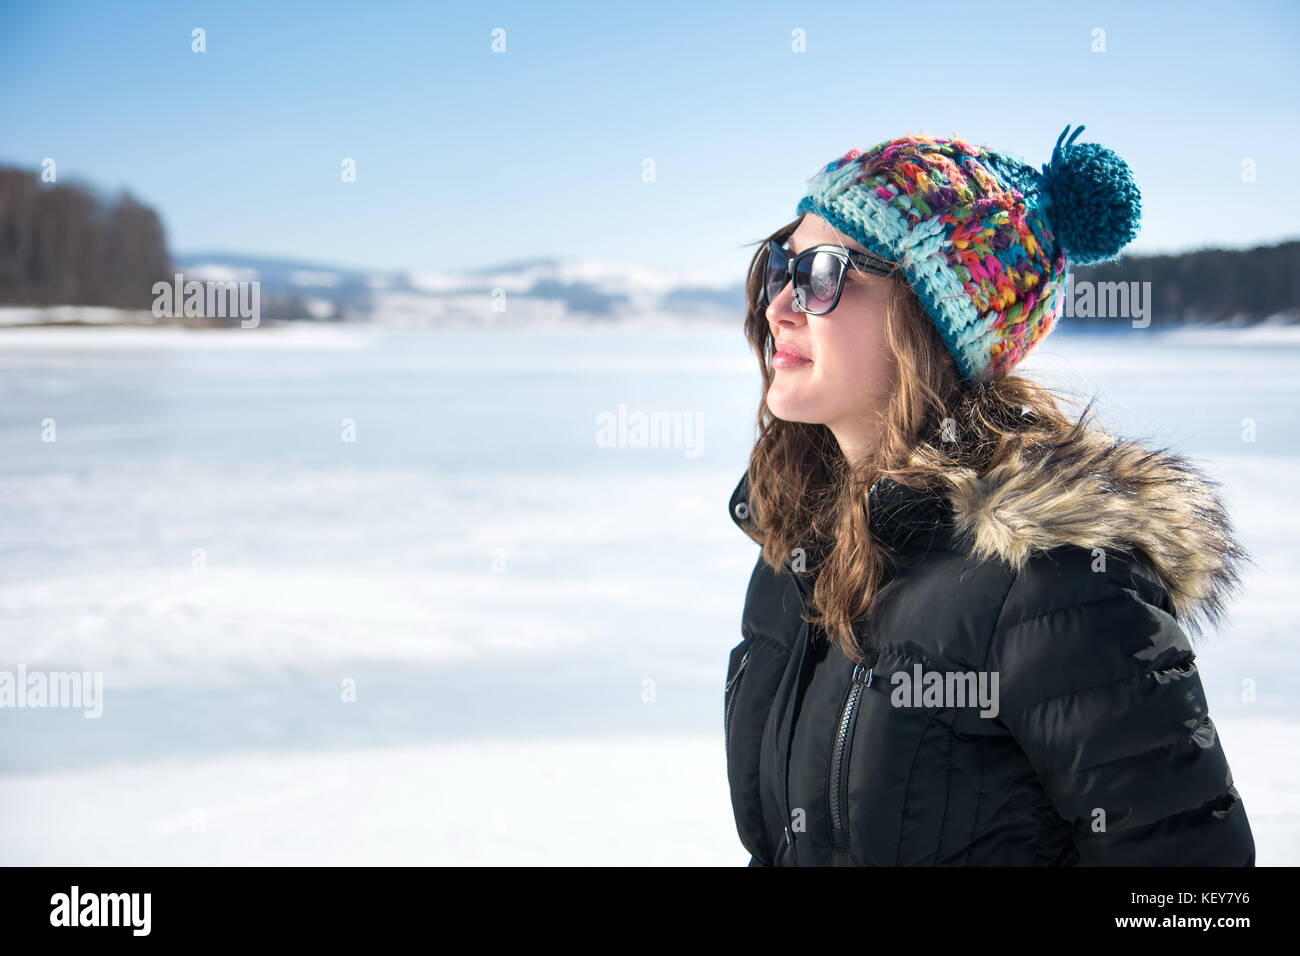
[938,426,1250,636]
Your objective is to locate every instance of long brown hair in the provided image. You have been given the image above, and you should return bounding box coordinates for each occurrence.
[741,216,1090,662]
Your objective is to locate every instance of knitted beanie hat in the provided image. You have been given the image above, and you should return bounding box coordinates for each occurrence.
[795,124,1141,382]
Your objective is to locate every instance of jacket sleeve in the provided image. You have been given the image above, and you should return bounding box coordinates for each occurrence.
[986,551,1255,866]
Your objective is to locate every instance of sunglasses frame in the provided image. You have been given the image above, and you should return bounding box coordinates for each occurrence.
[759,239,897,315]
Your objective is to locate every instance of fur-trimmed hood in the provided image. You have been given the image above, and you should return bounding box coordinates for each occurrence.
[935,426,1250,635]
[731,424,1251,637]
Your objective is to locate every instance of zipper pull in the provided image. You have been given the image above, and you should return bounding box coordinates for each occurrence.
[855,649,881,687]
[727,650,751,692]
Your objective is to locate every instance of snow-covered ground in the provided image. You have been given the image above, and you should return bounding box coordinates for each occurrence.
[1,323,1297,865]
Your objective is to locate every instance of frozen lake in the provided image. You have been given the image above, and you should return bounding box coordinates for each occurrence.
[1,322,1298,865]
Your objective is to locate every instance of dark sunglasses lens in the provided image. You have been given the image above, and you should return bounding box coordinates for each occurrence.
[763,242,788,303]
[793,251,843,314]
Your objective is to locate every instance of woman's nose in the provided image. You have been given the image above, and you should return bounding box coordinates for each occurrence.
[766,279,805,324]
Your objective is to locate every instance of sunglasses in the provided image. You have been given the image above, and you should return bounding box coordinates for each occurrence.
[758,239,896,315]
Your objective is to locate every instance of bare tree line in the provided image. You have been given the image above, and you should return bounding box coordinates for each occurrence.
[0,165,172,309]
[1076,240,1300,325]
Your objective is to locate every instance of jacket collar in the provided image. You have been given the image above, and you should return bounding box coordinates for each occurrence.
[727,472,950,606]
[728,471,949,551]
[727,424,1249,634]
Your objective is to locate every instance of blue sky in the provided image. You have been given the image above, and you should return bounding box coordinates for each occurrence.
[1,0,1296,282]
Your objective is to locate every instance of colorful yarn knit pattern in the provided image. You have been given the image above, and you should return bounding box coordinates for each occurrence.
[795,124,1142,382]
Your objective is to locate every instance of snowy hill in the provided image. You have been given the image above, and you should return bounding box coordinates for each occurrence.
[176,253,746,326]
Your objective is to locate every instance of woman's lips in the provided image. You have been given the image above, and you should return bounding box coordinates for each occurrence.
[773,345,812,369]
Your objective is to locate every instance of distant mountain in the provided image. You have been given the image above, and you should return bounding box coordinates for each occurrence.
[175,253,746,325]
[177,241,1300,328]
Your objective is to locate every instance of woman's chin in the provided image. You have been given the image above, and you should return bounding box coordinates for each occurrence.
[765,393,824,425]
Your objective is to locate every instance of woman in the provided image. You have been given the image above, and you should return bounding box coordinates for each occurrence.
[723,125,1256,866]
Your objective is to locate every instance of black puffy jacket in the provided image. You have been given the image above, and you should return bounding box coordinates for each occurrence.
[724,426,1256,866]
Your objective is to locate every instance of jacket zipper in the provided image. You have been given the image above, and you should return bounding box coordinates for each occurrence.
[829,655,876,839]
[724,649,751,753]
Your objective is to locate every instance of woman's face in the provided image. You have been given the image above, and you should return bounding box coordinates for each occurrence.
[764,213,898,461]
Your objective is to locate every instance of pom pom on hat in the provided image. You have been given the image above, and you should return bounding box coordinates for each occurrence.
[1038,124,1142,266]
